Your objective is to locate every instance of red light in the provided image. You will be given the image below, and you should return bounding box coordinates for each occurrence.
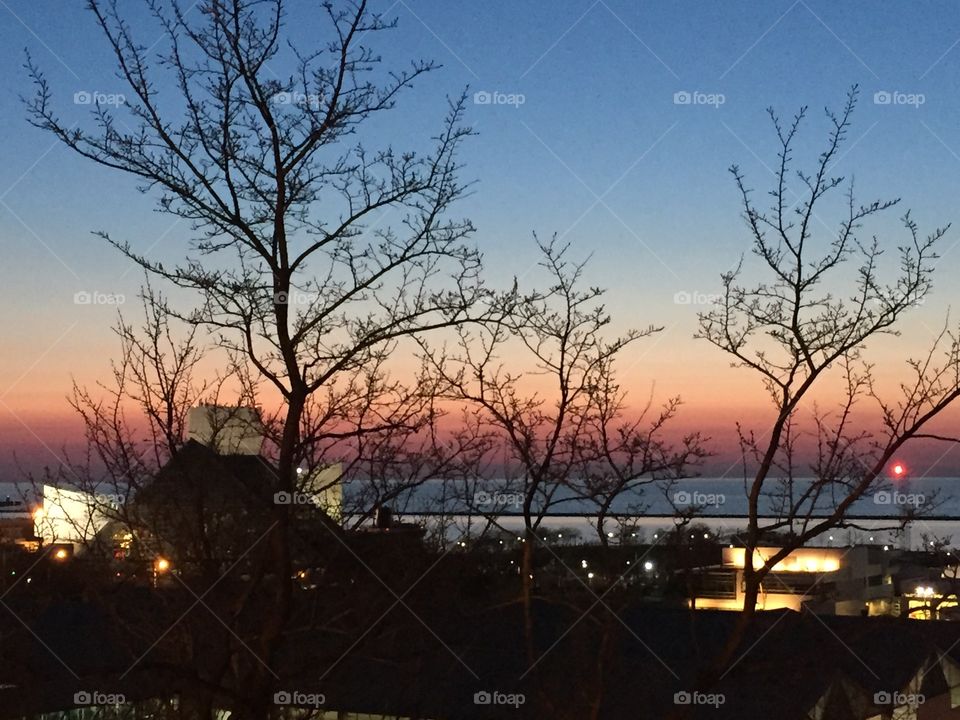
[892,463,906,478]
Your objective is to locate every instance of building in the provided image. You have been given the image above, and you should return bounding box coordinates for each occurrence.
[0,496,34,548]
[691,545,844,611]
[689,544,960,619]
[186,404,264,455]
[32,485,119,550]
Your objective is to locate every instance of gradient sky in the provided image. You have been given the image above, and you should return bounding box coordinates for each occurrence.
[3,1,960,475]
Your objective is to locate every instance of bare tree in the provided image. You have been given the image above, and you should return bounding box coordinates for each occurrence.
[420,236,699,666]
[697,85,960,682]
[33,283,224,556]
[571,382,708,546]
[26,0,490,714]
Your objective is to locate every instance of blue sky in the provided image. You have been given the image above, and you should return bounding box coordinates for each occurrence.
[3,0,960,473]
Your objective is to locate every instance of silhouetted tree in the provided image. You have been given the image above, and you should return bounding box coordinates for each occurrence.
[698,85,960,684]
[26,0,489,715]
[421,237,701,675]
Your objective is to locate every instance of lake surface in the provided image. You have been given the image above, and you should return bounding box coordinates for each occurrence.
[6,477,959,549]
[5,477,956,517]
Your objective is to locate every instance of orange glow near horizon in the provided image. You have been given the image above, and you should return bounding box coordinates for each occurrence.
[6,326,960,477]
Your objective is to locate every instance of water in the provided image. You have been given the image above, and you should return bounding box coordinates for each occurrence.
[8,477,956,517]
[340,476,959,518]
[0,482,36,510]
[10,478,958,548]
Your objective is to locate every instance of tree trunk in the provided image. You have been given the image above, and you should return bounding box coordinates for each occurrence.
[521,526,536,666]
[698,573,760,689]
[244,391,304,717]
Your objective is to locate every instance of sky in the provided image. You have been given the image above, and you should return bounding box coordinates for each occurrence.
[3,1,960,476]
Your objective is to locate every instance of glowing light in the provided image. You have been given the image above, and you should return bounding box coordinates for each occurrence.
[643,561,654,572]
[53,548,68,561]
[892,462,906,478]
[587,572,595,579]
[725,547,843,573]
[155,557,171,573]
[33,507,45,522]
